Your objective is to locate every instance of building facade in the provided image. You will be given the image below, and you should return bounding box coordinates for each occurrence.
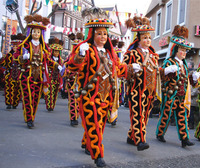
[50,0,95,57]
[146,0,200,69]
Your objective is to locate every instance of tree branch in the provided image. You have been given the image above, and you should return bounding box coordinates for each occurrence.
[32,1,42,15]
[15,10,25,34]
[30,0,36,15]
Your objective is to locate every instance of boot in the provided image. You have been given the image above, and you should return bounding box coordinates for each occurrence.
[94,158,106,167]
[157,135,166,142]
[6,105,11,109]
[12,105,17,109]
[181,140,194,148]
[137,142,149,151]
[127,137,136,146]
[27,121,34,129]
[70,120,78,126]
[111,120,117,126]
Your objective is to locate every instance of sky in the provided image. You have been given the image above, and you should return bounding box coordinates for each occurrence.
[94,0,152,16]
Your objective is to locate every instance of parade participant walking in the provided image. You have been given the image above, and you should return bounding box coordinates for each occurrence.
[67,7,137,167]
[156,25,200,147]
[0,33,25,109]
[14,14,62,129]
[123,16,161,151]
[45,37,63,111]
[64,32,84,126]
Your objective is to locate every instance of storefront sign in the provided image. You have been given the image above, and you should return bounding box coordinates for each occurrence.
[159,36,170,47]
[2,19,18,57]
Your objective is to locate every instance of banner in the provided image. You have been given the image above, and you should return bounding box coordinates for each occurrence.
[2,19,18,57]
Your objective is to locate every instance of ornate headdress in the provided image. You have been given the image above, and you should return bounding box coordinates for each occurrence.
[24,14,50,30]
[68,32,84,45]
[125,16,154,32]
[49,37,63,50]
[82,7,113,28]
[170,25,192,49]
[11,33,26,44]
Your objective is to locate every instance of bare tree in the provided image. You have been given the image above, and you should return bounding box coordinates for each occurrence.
[15,0,66,34]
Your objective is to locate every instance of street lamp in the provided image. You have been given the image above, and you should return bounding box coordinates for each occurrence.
[6,0,19,13]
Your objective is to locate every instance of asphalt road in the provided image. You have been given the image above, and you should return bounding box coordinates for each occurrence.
[0,90,200,168]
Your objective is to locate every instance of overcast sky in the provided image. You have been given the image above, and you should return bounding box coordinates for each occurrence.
[94,0,152,16]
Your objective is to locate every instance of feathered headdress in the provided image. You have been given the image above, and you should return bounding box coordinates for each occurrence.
[49,37,63,50]
[24,14,50,30]
[81,7,113,28]
[111,39,119,47]
[125,15,154,32]
[170,25,192,49]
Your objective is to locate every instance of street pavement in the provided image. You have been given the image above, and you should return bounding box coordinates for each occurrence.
[0,90,200,168]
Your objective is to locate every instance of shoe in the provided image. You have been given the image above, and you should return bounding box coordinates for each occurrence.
[137,142,149,151]
[6,105,11,109]
[85,148,90,155]
[27,121,34,129]
[157,135,166,142]
[81,144,86,149]
[70,120,78,126]
[47,108,53,111]
[94,158,106,167]
[111,120,117,126]
[127,137,136,146]
[181,140,194,148]
[12,106,17,109]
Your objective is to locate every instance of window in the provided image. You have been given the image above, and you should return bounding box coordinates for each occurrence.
[65,38,69,50]
[178,0,186,25]
[155,9,161,37]
[67,17,71,28]
[73,19,77,28]
[165,0,172,32]
[149,17,152,26]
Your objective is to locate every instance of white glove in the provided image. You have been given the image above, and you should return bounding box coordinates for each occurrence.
[132,63,141,72]
[164,65,178,75]
[23,52,30,60]
[58,65,63,73]
[79,43,89,56]
[192,71,200,81]
[0,52,2,59]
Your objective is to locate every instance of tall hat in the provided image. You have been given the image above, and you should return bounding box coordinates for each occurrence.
[82,7,113,28]
[68,32,84,45]
[125,15,154,32]
[24,14,50,30]
[49,37,63,50]
[11,33,26,44]
[170,25,192,49]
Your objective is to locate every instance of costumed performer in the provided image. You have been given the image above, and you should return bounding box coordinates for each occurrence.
[156,25,200,147]
[14,14,63,129]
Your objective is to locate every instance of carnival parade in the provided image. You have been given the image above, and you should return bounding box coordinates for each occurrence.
[1,0,200,167]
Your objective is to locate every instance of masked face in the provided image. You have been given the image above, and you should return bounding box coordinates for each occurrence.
[12,44,18,52]
[94,27,108,48]
[53,50,60,57]
[139,33,151,49]
[176,47,187,60]
[32,28,41,41]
